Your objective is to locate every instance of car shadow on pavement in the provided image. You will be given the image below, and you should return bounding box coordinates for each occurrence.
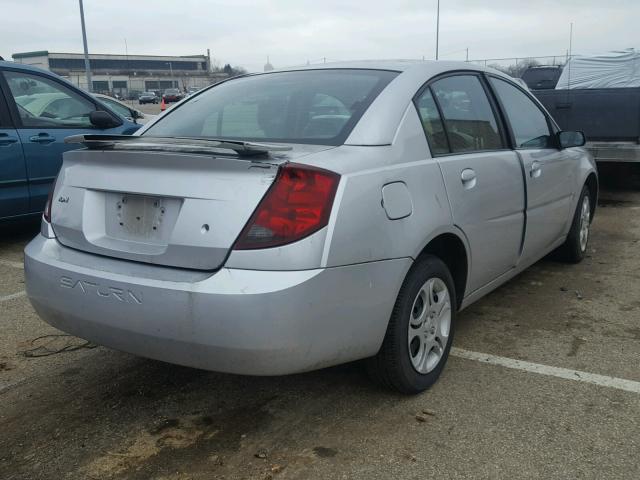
[1,347,413,480]
[0,217,39,249]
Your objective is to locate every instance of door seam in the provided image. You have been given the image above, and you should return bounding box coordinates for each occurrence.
[514,150,528,259]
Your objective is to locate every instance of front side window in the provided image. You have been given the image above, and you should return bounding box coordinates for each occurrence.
[489,77,552,149]
[4,70,95,128]
[431,75,504,153]
[414,88,449,155]
[100,97,132,118]
[145,69,399,146]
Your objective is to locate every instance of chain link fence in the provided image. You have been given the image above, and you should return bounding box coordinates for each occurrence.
[467,55,574,77]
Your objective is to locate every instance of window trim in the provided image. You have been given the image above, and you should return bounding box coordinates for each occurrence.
[0,67,123,130]
[0,77,13,128]
[413,86,451,154]
[484,73,560,151]
[412,70,511,157]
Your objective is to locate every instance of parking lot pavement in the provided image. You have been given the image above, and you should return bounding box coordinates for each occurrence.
[135,102,167,116]
[1,182,639,480]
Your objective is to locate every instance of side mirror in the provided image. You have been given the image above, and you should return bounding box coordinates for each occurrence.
[132,110,145,120]
[89,110,121,129]
[558,131,586,149]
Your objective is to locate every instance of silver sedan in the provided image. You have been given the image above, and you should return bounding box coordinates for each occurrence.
[24,61,597,393]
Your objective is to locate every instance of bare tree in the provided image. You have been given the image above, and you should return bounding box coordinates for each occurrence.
[489,58,542,78]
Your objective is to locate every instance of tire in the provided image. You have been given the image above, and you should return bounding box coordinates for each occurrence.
[366,255,456,394]
[557,185,592,263]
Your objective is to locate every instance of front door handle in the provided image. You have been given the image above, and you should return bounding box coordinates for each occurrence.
[460,168,477,189]
[29,133,56,144]
[0,133,18,147]
[530,161,542,178]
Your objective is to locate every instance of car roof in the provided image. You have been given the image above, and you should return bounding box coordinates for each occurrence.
[267,59,505,77]
[0,60,57,74]
[142,60,520,145]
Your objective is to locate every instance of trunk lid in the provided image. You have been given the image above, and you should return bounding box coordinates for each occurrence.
[51,144,332,270]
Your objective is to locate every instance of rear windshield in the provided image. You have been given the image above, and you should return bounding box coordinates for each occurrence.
[521,68,562,90]
[144,69,399,145]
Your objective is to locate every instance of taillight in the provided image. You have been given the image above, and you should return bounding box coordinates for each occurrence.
[234,163,340,250]
[43,175,58,223]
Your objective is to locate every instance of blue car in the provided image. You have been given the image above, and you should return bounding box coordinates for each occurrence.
[0,61,141,221]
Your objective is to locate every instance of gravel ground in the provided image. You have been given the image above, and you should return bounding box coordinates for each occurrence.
[0,173,638,480]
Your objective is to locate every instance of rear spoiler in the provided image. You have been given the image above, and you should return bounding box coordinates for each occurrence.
[65,134,292,157]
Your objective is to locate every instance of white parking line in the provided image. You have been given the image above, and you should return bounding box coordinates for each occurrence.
[451,347,640,394]
[0,258,23,269]
[0,379,26,395]
[0,291,26,303]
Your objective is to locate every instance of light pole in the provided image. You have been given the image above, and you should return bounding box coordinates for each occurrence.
[78,0,92,91]
[166,62,174,88]
[435,0,440,60]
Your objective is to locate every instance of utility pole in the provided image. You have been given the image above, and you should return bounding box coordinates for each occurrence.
[166,62,174,88]
[124,38,130,101]
[78,0,92,92]
[567,22,573,89]
[466,48,469,62]
[435,0,440,60]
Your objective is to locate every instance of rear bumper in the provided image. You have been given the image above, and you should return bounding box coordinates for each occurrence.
[586,142,640,163]
[24,235,410,375]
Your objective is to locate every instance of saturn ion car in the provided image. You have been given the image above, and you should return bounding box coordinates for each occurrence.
[24,61,597,393]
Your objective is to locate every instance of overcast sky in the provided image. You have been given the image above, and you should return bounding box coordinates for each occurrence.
[1,0,638,72]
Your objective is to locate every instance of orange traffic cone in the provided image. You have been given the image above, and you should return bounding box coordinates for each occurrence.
[160,97,166,112]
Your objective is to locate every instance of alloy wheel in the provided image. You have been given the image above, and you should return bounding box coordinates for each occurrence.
[407,278,452,374]
[579,195,590,252]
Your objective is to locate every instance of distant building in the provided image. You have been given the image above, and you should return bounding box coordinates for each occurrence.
[12,50,228,98]
[264,56,274,72]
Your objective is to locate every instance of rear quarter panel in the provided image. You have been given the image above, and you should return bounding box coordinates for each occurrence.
[303,104,456,268]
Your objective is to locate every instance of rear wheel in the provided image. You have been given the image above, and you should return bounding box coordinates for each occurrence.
[557,185,591,263]
[367,255,456,394]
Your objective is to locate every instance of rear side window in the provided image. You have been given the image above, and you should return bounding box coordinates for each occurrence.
[431,75,504,153]
[414,88,449,155]
[489,77,552,149]
[145,69,399,146]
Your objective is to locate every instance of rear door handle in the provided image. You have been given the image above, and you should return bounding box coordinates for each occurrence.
[530,161,542,178]
[460,168,476,189]
[29,134,56,144]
